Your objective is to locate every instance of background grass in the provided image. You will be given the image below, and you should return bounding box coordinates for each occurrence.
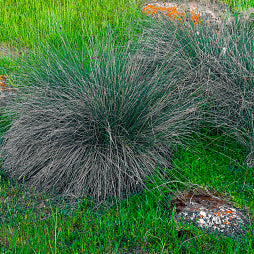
[0,0,253,51]
[0,0,147,50]
[217,0,254,12]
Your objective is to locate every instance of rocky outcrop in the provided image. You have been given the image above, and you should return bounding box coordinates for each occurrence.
[170,187,252,242]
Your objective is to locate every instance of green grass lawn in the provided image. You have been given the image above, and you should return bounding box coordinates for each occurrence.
[0,0,253,50]
[0,0,147,49]
[0,0,254,253]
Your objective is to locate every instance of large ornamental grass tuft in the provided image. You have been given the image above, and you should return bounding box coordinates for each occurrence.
[133,8,254,169]
[0,28,206,203]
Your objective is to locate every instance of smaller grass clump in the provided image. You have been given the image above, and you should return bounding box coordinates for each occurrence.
[133,6,254,169]
[0,26,208,203]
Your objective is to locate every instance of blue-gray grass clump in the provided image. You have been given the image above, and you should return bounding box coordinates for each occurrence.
[133,10,254,168]
[0,30,206,203]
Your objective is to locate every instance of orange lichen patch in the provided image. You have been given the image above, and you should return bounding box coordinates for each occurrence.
[143,4,202,26]
[206,20,213,27]
[142,3,223,39]
[0,75,7,81]
[142,3,220,33]
[214,211,226,217]
[0,75,10,90]
[229,217,232,221]
[0,81,7,90]
[200,215,204,218]
[0,75,7,90]
[225,210,234,214]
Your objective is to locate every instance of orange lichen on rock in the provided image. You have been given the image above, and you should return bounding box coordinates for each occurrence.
[0,75,6,80]
[0,75,7,90]
[0,83,6,90]
[142,3,219,36]
[142,4,202,27]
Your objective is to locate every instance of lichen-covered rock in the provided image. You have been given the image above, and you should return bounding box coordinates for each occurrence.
[141,0,234,27]
[170,187,252,241]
